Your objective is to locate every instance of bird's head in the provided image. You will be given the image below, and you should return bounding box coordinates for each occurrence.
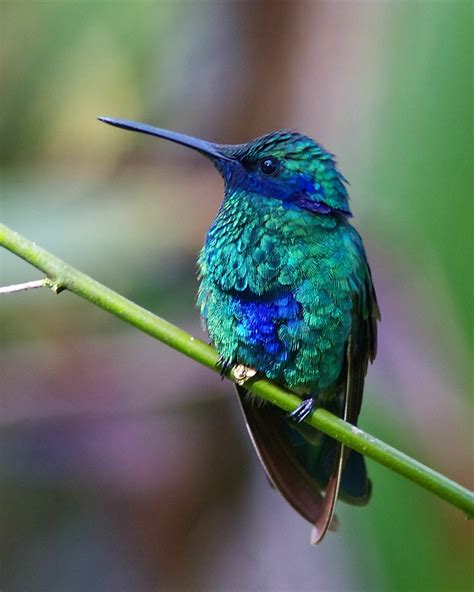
[98,118,351,217]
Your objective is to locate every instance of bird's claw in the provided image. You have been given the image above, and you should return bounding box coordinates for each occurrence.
[288,398,314,423]
[232,364,257,386]
[217,356,233,380]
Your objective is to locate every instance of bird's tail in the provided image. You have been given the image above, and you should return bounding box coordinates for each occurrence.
[236,387,371,543]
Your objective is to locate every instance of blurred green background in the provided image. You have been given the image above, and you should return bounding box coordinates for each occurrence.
[1,2,472,591]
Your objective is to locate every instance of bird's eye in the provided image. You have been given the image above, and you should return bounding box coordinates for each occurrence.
[259,156,279,176]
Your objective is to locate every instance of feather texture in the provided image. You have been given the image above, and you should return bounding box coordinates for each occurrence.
[198,133,379,542]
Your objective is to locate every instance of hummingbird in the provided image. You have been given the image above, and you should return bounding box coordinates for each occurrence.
[99,116,379,543]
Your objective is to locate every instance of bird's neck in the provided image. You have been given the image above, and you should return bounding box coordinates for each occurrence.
[210,188,340,241]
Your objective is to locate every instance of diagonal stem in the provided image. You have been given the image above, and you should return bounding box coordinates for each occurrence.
[1,221,473,517]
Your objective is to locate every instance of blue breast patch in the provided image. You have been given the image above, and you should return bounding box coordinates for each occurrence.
[233,290,301,376]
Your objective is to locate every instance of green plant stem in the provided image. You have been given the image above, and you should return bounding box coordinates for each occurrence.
[1,221,473,517]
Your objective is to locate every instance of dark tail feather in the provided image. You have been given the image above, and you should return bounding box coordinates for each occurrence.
[311,335,354,543]
[235,331,373,543]
[310,441,344,543]
[236,386,372,542]
[236,388,325,524]
[236,387,339,540]
[235,336,373,542]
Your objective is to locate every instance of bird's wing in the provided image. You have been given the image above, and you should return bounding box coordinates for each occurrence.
[346,254,380,425]
[312,254,379,540]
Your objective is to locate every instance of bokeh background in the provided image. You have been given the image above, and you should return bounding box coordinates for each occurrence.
[1,1,472,591]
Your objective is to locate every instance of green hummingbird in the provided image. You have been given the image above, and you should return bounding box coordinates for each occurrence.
[99,116,379,543]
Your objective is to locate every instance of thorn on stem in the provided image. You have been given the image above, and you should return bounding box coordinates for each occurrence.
[51,282,65,294]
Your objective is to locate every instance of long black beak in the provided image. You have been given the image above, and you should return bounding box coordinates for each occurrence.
[98,116,233,162]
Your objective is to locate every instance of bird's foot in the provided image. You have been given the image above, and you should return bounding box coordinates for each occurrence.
[288,397,315,423]
[232,364,257,386]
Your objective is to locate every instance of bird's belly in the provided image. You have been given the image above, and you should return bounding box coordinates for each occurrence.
[200,284,349,394]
